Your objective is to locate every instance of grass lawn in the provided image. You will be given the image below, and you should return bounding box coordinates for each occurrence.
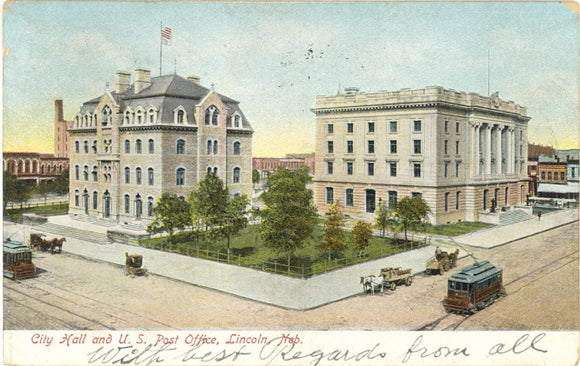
[140,224,426,277]
[4,203,69,223]
[419,221,491,236]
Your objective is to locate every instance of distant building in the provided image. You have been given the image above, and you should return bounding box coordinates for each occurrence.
[313,86,530,224]
[555,148,579,161]
[68,68,253,226]
[252,153,315,182]
[537,156,567,184]
[3,100,70,185]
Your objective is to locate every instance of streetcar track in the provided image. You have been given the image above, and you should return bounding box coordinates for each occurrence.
[3,291,81,329]
[4,285,114,330]
[7,273,177,330]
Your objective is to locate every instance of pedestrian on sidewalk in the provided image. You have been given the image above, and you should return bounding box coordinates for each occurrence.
[537,211,542,221]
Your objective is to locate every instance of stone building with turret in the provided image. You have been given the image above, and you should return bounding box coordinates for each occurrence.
[68,68,253,227]
[312,86,530,224]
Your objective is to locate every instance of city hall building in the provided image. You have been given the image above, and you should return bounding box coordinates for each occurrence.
[312,86,530,224]
[68,68,253,226]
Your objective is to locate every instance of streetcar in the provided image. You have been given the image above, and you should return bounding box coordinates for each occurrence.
[443,260,505,314]
[3,238,36,280]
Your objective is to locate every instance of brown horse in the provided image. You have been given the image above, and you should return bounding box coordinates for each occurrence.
[49,237,65,254]
[29,233,45,249]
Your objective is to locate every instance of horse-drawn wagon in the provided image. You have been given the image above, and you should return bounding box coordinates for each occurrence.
[124,252,148,277]
[30,233,65,254]
[361,266,413,294]
[425,247,459,275]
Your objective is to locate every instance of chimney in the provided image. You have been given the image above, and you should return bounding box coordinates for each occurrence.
[134,68,151,93]
[115,71,131,93]
[187,75,200,85]
[54,99,63,122]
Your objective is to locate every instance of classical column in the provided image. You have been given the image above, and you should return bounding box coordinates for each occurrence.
[485,124,492,175]
[496,125,504,174]
[507,127,514,174]
[474,123,480,177]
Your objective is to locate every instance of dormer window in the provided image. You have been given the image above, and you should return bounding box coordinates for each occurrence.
[177,109,185,123]
[147,107,157,123]
[205,105,219,126]
[124,110,133,125]
[234,115,241,128]
[101,105,112,126]
[135,109,143,124]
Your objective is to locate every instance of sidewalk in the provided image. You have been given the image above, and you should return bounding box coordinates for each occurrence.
[452,208,578,249]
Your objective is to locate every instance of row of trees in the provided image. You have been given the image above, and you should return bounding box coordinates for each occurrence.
[3,169,69,211]
[319,195,431,260]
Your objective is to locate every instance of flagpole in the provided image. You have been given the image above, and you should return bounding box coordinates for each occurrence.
[160,21,163,76]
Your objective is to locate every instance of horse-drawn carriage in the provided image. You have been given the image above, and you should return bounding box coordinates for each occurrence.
[30,233,65,254]
[124,252,148,277]
[426,247,459,275]
[360,266,413,294]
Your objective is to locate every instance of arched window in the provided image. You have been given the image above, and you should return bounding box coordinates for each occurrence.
[176,168,185,186]
[74,141,80,153]
[135,139,142,154]
[92,191,98,210]
[124,140,130,153]
[213,140,218,155]
[176,139,185,154]
[206,140,212,155]
[205,108,211,125]
[212,109,219,126]
[135,194,142,218]
[74,165,80,180]
[233,167,241,183]
[124,167,130,184]
[207,166,212,174]
[135,109,144,124]
[213,167,218,176]
[124,111,132,125]
[92,140,97,154]
[148,139,154,154]
[148,168,154,185]
[124,194,130,214]
[74,190,80,207]
[205,105,219,126]
[102,105,112,126]
[92,166,98,182]
[83,165,89,181]
[136,167,142,185]
[177,109,185,123]
[233,141,241,155]
[147,197,154,216]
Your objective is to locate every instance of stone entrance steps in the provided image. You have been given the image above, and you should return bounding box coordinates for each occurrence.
[33,222,109,244]
[499,209,535,226]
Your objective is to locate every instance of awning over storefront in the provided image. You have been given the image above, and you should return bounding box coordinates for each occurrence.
[537,182,578,194]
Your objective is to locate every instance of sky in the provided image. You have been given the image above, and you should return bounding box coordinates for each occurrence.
[2,1,578,157]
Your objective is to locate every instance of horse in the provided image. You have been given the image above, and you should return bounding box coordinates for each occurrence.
[49,237,65,254]
[360,275,384,294]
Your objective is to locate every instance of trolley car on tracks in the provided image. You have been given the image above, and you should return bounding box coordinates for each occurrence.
[3,238,36,280]
[443,260,505,314]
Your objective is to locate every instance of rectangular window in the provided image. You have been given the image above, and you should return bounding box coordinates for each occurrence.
[327,124,334,134]
[445,192,450,212]
[455,141,460,155]
[541,171,545,179]
[414,120,422,132]
[368,140,375,154]
[444,120,449,133]
[390,140,397,154]
[548,172,552,180]
[347,141,354,153]
[345,189,354,207]
[414,163,421,177]
[326,187,334,204]
[444,163,449,178]
[327,161,333,174]
[456,162,460,177]
[456,122,460,133]
[368,122,375,133]
[327,141,334,153]
[347,162,353,175]
[388,191,397,207]
[412,192,422,197]
[347,123,354,133]
[554,171,558,180]
[389,121,397,133]
[444,140,448,154]
[390,162,397,177]
[561,172,565,180]
[367,162,375,176]
[414,140,421,154]
[456,191,460,210]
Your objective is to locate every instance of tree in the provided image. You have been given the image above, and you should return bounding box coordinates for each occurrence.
[259,167,317,268]
[375,200,396,238]
[352,220,372,256]
[188,172,229,230]
[3,171,32,211]
[252,169,260,185]
[52,168,69,195]
[393,195,431,241]
[147,193,191,244]
[319,201,346,260]
[218,194,250,258]
[35,180,54,205]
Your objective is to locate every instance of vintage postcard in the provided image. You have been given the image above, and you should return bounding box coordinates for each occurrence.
[2,1,579,365]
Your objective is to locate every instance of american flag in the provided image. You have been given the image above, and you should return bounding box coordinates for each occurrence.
[161,27,172,44]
